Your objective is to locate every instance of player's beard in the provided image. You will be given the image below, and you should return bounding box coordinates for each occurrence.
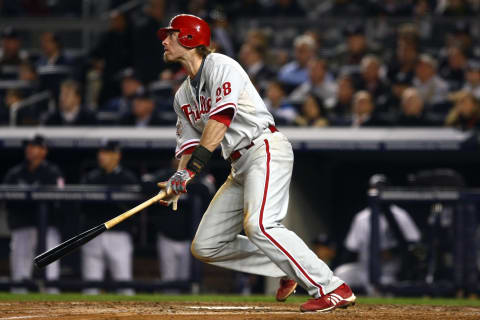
[163,52,177,64]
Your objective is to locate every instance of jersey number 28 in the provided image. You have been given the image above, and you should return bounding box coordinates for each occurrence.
[216,82,231,103]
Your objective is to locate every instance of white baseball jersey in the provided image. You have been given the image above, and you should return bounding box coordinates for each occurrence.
[174,53,275,159]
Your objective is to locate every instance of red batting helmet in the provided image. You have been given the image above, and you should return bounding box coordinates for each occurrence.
[157,14,211,48]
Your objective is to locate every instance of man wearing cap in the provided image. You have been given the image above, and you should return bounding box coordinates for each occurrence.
[80,140,138,294]
[3,135,64,293]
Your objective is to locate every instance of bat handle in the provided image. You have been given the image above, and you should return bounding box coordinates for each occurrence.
[104,190,166,229]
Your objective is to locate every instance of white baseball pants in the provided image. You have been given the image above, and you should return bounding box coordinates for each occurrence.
[191,131,343,297]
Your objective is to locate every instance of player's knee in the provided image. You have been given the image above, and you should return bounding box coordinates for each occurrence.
[190,240,215,263]
[243,220,262,240]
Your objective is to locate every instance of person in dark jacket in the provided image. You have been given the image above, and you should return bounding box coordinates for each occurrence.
[3,135,64,293]
[395,87,435,127]
[118,91,171,126]
[80,140,138,294]
[43,79,97,126]
[142,158,214,290]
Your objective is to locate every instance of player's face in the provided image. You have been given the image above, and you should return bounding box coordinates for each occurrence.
[162,31,187,63]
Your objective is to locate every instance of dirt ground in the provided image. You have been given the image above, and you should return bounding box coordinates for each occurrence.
[0,301,479,320]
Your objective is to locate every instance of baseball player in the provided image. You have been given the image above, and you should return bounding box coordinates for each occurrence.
[157,14,355,312]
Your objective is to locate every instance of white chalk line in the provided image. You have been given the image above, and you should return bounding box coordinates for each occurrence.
[187,306,271,310]
[0,316,43,320]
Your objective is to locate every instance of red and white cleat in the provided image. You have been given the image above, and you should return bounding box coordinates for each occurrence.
[275,278,298,302]
[300,283,356,312]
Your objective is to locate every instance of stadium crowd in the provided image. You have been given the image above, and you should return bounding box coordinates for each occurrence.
[1,0,480,130]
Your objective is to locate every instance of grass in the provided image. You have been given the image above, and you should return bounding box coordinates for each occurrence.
[0,293,479,307]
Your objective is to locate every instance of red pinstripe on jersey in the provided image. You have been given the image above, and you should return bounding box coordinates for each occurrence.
[259,139,325,297]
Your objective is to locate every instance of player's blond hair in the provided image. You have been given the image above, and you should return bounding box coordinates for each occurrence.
[195,45,215,57]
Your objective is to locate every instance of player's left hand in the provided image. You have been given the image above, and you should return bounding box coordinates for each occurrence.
[166,169,195,194]
[157,181,180,211]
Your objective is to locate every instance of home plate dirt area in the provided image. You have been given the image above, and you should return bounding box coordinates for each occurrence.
[1,301,480,320]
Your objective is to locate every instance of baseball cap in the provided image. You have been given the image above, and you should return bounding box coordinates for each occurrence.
[344,24,364,37]
[99,139,121,152]
[24,134,47,148]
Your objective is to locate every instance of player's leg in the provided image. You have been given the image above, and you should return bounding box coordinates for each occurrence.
[106,231,134,295]
[191,174,286,277]
[81,234,105,294]
[242,134,344,298]
[10,227,36,293]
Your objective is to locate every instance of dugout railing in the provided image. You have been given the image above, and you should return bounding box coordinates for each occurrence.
[368,187,479,296]
[0,185,202,293]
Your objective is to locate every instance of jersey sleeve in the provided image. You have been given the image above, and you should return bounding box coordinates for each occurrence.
[174,95,201,159]
[207,64,246,119]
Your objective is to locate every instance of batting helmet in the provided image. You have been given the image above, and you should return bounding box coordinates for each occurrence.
[157,14,211,48]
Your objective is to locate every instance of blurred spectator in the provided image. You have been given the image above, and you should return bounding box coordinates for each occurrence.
[18,61,38,83]
[387,36,418,88]
[238,42,274,94]
[3,135,64,293]
[328,74,355,124]
[81,140,138,295]
[294,92,328,127]
[131,0,167,84]
[268,0,305,16]
[209,9,235,57]
[351,91,383,127]
[0,27,28,78]
[444,22,474,58]
[440,45,468,92]
[355,55,392,113]
[103,68,144,114]
[395,87,434,127]
[334,174,421,294]
[90,11,132,106]
[119,91,168,126]
[1,89,22,126]
[43,79,97,126]
[437,0,473,16]
[413,54,449,107]
[263,81,297,125]
[335,24,377,73]
[36,32,69,67]
[445,90,480,130]
[312,233,339,269]
[244,29,269,49]
[277,34,316,89]
[463,60,480,100]
[228,0,266,18]
[289,57,337,106]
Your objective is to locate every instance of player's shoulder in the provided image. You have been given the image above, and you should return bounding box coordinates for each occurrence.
[204,53,243,71]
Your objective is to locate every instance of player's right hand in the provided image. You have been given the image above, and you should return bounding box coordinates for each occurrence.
[157,181,180,211]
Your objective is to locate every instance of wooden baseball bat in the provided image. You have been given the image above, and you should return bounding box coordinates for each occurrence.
[33,190,167,269]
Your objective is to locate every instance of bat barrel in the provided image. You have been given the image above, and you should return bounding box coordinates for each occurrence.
[34,224,106,269]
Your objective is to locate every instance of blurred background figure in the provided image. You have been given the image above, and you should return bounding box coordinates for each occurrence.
[289,57,336,107]
[463,60,480,100]
[277,34,316,90]
[294,92,328,127]
[0,27,28,79]
[334,174,421,295]
[43,79,96,126]
[89,11,132,107]
[80,140,138,295]
[36,32,69,67]
[103,68,144,116]
[3,135,64,293]
[445,90,480,130]
[142,158,214,292]
[312,233,339,270]
[263,81,297,126]
[350,91,383,127]
[328,74,355,125]
[395,87,434,127]
[238,42,274,95]
[119,91,168,126]
[413,54,449,108]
